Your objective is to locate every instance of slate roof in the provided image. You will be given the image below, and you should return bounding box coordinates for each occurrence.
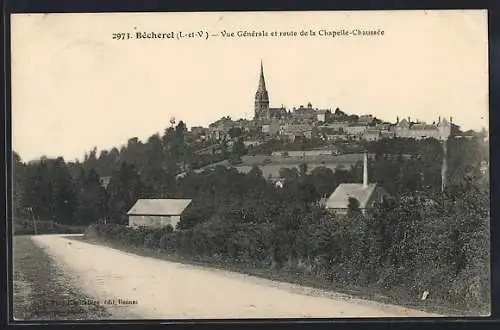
[411,124,438,130]
[127,199,192,216]
[325,183,378,209]
[396,118,410,127]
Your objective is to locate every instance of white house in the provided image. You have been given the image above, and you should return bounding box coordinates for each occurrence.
[316,109,331,122]
[262,119,280,136]
[127,199,192,229]
[344,124,368,136]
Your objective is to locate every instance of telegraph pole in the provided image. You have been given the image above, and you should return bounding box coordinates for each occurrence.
[441,138,448,193]
[29,207,38,235]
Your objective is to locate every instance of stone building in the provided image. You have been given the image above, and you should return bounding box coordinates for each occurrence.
[127,199,192,229]
[394,117,451,140]
[326,152,389,215]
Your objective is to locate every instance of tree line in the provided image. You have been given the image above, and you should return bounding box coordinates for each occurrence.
[12,119,489,312]
[86,171,489,312]
[12,118,487,227]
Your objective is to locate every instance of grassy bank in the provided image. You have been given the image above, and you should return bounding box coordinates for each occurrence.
[72,234,484,317]
[12,236,111,321]
[13,219,86,236]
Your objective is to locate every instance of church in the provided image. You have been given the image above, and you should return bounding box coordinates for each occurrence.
[253,61,290,121]
[254,62,331,123]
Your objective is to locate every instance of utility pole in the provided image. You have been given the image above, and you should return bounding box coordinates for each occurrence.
[441,138,448,193]
[28,207,38,235]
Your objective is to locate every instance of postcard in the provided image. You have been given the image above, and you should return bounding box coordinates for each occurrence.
[10,10,490,320]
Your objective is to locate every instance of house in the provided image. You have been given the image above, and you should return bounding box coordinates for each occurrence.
[316,109,332,122]
[268,106,289,120]
[191,126,208,137]
[319,126,347,142]
[319,122,349,130]
[394,117,451,140]
[344,124,368,137]
[325,152,389,215]
[261,119,280,136]
[362,128,382,141]
[209,117,235,140]
[358,114,374,125]
[292,103,317,121]
[127,199,192,229]
[380,129,395,139]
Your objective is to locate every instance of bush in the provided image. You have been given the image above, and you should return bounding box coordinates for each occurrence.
[79,178,490,314]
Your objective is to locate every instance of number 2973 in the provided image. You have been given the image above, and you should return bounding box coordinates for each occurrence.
[112,33,132,40]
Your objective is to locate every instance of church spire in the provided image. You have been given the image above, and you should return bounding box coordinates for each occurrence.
[254,60,270,120]
[258,60,267,91]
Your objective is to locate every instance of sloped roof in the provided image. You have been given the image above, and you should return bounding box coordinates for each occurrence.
[411,123,438,130]
[325,183,378,209]
[364,128,381,134]
[437,118,450,127]
[396,118,410,127]
[127,199,192,216]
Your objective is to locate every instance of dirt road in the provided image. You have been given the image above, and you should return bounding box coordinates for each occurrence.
[30,234,441,319]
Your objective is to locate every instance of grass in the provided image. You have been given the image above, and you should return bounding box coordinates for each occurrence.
[70,234,486,318]
[12,236,112,321]
[13,219,86,236]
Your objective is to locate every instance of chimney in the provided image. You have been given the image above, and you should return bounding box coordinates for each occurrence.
[363,151,368,188]
[438,116,441,124]
[450,117,453,124]
[396,116,399,123]
[408,116,411,123]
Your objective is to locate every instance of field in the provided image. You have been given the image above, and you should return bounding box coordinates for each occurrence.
[185,153,365,179]
[235,154,362,177]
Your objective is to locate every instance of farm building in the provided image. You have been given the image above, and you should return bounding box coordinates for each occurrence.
[127,199,192,229]
[325,152,389,215]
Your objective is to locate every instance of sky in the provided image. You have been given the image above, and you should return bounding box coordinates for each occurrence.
[11,10,488,162]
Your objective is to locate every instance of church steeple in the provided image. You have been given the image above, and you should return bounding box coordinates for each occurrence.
[258,60,266,91]
[254,60,270,120]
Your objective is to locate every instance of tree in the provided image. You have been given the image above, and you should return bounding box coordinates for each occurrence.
[347,197,360,217]
[75,168,107,224]
[106,163,144,224]
[170,121,188,159]
[12,152,25,217]
[308,167,337,199]
[228,127,243,139]
[232,137,246,157]
[48,157,78,224]
[279,167,299,182]
[299,163,308,177]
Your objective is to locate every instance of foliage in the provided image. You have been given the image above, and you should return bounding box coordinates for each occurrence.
[13,118,490,313]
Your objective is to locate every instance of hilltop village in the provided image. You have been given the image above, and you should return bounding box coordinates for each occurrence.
[172,62,484,183]
[194,62,454,147]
